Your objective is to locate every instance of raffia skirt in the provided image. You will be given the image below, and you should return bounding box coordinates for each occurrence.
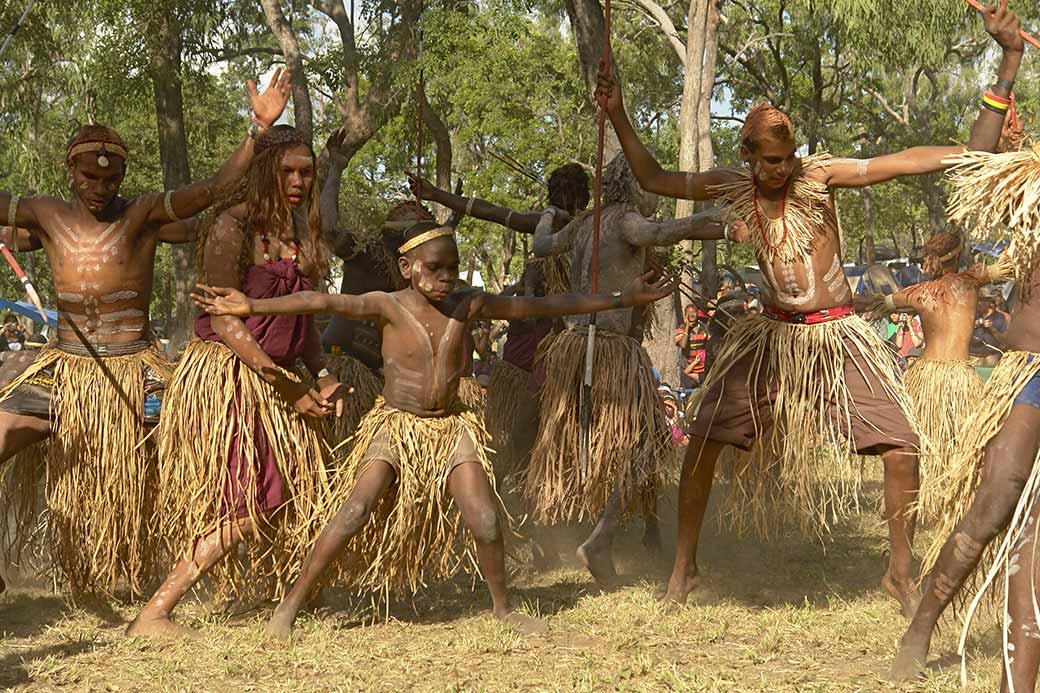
[688,313,919,539]
[317,397,506,599]
[0,345,172,596]
[154,340,331,600]
[524,328,670,525]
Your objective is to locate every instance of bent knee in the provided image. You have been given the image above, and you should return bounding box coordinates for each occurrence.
[467,507,502,545]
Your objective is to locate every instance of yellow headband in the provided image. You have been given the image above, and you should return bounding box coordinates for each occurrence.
[398,227,454,255]
[67,141,129,166]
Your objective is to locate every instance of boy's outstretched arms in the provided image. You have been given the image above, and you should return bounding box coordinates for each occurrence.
[476,270,675,321]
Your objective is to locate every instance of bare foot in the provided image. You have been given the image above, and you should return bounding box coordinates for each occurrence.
[882,574,921,619]
[661,573,711,613]
[265,603,297,641]
[890,629,930,681]
[576,541,617,588]
[495,609,548,635]
[125,615,200,640]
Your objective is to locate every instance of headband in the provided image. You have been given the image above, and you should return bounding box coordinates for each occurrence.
[398,227,454,255]
[67,141,129,167]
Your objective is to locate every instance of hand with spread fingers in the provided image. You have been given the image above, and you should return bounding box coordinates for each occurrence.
[622,270,677,306]
[249,67,293,129]
[192,284,254,317]
[979,2,1025,53]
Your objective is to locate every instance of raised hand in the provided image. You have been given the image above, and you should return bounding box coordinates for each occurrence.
[595,55,624,115]
[406,171,438,200]
[192,284,253,317]
[622,270,676,306]
[248,67,292,129]
[979,2,1025,53]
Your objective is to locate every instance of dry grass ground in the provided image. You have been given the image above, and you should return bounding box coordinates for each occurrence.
[0,473,1009,692]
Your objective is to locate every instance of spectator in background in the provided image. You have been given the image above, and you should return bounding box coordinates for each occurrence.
[971,296,1008,366]
[891,311,924,369]
[674,304,709,390]
[1,315,25,351]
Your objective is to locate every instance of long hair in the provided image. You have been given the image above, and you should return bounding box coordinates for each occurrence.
[197,125,330,283]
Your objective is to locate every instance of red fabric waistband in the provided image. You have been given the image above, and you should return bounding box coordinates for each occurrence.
[763,305,855,325]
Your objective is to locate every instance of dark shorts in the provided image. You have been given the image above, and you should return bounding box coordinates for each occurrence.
[689,332,919,454]
[1015,355,1040,410]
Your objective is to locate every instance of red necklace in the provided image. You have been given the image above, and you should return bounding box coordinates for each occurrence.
[752,180,789,254]
[260,232,299,264]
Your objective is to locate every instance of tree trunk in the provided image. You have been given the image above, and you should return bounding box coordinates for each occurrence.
[677,1,721,319]
[861,187,876,264]
[562,0,620,157]
[422,94,453,222]
[260,0,313,144]
[150,9,194,353]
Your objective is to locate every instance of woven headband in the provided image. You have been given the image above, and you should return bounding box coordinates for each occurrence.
[67,141,129,166]
[398,227,454,255]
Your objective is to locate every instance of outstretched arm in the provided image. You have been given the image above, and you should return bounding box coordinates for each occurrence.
[0,194,51,235]
[146,69,292,226]
[967,5,1025,151]
[408,172,552,234]
[596,59,736,200]
[620,209,745,247]
[195,286,387,323]
[476,270,674,320]
[822,148,965,189]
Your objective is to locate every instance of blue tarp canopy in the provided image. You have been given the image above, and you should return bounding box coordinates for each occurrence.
[0,298,58,326]
[972,240,1009,257]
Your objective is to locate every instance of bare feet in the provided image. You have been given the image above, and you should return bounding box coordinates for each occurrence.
[576,540,617,588]
[494,609,548,635]
[890,629,930,681]
[882,574,921,619]
[125,615,200,640]
[265,602,297,641]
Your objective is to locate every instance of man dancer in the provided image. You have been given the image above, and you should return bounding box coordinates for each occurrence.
[528,152,740,585]
[596,5,1022,612]
[0,69,292,595]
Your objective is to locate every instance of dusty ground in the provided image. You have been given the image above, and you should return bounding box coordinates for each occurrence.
[0,475,1007,692]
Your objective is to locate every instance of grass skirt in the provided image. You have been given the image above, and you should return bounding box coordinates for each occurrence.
[155,340,331,599]
[920,352,1040,593]
[524,328,669,524]
[905,358,983,521]
[485,360,533,476]
[320,397,506,598]
[323,353,382,452]
[0,346,172,596]
[695,313,915,539]
[935,351,1040,683]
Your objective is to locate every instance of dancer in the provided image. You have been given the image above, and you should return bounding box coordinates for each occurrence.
[128,125,339,638]
[596,4,1022,611]
[528,152,739,585]
[862,232,1008,519]
[194,221,676,637]
[0,70,292,595]
[891,119,1040,693]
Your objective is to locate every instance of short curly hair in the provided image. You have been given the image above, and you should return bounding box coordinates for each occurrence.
[602,152,641,206]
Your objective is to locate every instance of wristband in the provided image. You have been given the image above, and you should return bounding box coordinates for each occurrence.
[317,368,331,379]
[982,101,1009,116]
[7,194,18,229]
[985,91,1011,106]
[610,290,624,309]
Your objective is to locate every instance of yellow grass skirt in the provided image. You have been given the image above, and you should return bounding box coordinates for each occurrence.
[320,398,506,598]
[0,346,172,595]
[905,358,983,520]
[155,340,331,598]
[525,328,670,524]
[485,359,533,473]
[921,352,1040,584]
[696,313,915,539]
[323,352,382,451]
